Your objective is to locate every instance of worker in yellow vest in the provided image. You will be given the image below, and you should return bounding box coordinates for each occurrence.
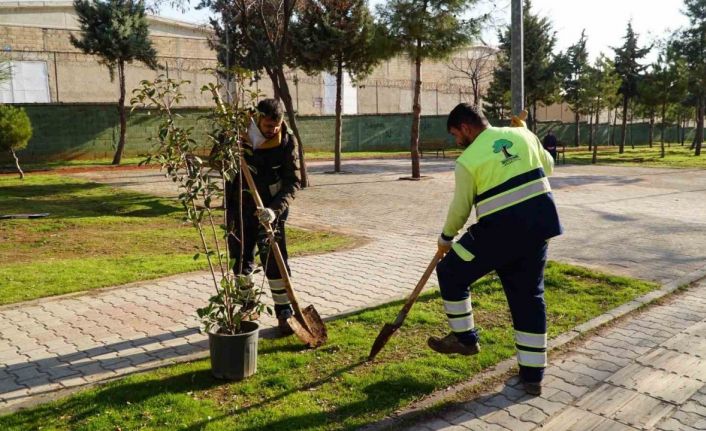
[429,103,562,396]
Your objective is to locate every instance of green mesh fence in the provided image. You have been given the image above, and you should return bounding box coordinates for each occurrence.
[1,104,697,162]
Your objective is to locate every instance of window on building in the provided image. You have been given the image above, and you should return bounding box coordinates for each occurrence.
[0,61,51,103]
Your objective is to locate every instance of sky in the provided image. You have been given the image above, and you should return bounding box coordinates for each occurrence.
[158,0,691,62]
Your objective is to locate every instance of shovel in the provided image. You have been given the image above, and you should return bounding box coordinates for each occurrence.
[368,249,445,361]
[240,157,328,348]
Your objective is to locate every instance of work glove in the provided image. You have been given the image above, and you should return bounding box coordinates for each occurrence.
[438,234,453,255]
[256,208,276,224]
[510,110,528,128]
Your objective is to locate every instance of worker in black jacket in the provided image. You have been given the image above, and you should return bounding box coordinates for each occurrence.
[225,98,300,335]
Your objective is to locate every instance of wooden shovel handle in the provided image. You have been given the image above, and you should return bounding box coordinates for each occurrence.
[392,249,445,326]
[240,157,304,317]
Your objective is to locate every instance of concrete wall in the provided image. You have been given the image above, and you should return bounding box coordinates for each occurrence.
[0,1,209,37]
[0,2,501,114]
[0,1,218,105]
[0,2,585,121]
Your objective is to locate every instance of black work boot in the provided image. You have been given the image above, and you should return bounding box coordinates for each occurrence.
[277,309,294,337]
[427,333,480,356]
[520,377,542,396]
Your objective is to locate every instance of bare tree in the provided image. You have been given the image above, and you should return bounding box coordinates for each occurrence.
[447,45,497,107]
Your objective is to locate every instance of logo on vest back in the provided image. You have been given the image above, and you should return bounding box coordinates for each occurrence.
[493,139,520,166]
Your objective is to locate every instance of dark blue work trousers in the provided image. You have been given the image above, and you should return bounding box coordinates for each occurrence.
[436,232,548,383]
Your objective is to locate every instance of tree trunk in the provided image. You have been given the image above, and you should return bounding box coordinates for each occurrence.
[532,102,538,133]
[696,95,704,156]
[629,102,635,150]
[266,69,282,100]
[676,113,681,146]
[619,94,628,154]
[591,129,599,164]
[610,107,618,146]
[660,101,667,147]
[648,114,654,148]
[10,149,24,179]
[691,107,697,150]
[574,111,580,148]
[472,75,480,107]
[587,115,592,151]
[606,106,612,147]
[112,60,127,165]
[334,60,344,173]
[275,68,309,187]
[594,100,601,146]
[410,46,422,179]
[676,114,682,148]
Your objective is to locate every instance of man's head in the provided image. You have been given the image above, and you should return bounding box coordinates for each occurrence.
[547,128,554,135]
[257,98,284,139]
[447,103,490,148]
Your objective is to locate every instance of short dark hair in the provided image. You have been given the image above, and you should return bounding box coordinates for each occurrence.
[447,103,488,131]
[257,98,284,121]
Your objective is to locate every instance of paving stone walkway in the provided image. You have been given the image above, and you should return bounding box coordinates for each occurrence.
[1,159,705,415]
[399,278,706,431]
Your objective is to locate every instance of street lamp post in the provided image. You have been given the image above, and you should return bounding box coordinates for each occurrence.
[511,0,524,116]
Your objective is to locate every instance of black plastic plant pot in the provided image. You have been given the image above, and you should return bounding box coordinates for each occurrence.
[208,320,259,380]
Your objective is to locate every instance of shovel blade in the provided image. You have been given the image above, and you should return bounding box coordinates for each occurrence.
[287,304,328,348]
[368,323,400,361]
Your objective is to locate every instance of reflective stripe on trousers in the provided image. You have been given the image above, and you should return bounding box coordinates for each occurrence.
[515,330,547,368]
[268,278,291,305]
[444,298,474,333]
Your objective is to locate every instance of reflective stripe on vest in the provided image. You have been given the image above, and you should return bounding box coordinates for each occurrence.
[476,177,551,219]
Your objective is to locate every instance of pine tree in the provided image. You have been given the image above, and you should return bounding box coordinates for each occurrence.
[0,105,33,179]
[557,30,591,147]
[292,0,387,173]
[673,0,705,155]
[71,0,158,165]
[588,54,620,163]
[377,0,483,179]
[611,21,651,154]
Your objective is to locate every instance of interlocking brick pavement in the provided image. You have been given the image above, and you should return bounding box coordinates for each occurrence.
[1,159,705,413]
[398,279,706,431]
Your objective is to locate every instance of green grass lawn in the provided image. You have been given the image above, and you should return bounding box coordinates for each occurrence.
[565,145,706,169]
[0,174,358,305]
[0,262,657,431]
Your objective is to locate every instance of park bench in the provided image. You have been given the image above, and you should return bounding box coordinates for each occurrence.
[557,142,566,164]
[420,140,452,158]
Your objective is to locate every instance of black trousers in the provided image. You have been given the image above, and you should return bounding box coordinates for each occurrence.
[227,208,292,317]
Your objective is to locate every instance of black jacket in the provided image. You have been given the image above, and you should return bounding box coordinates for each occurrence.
[225,123,300,226]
